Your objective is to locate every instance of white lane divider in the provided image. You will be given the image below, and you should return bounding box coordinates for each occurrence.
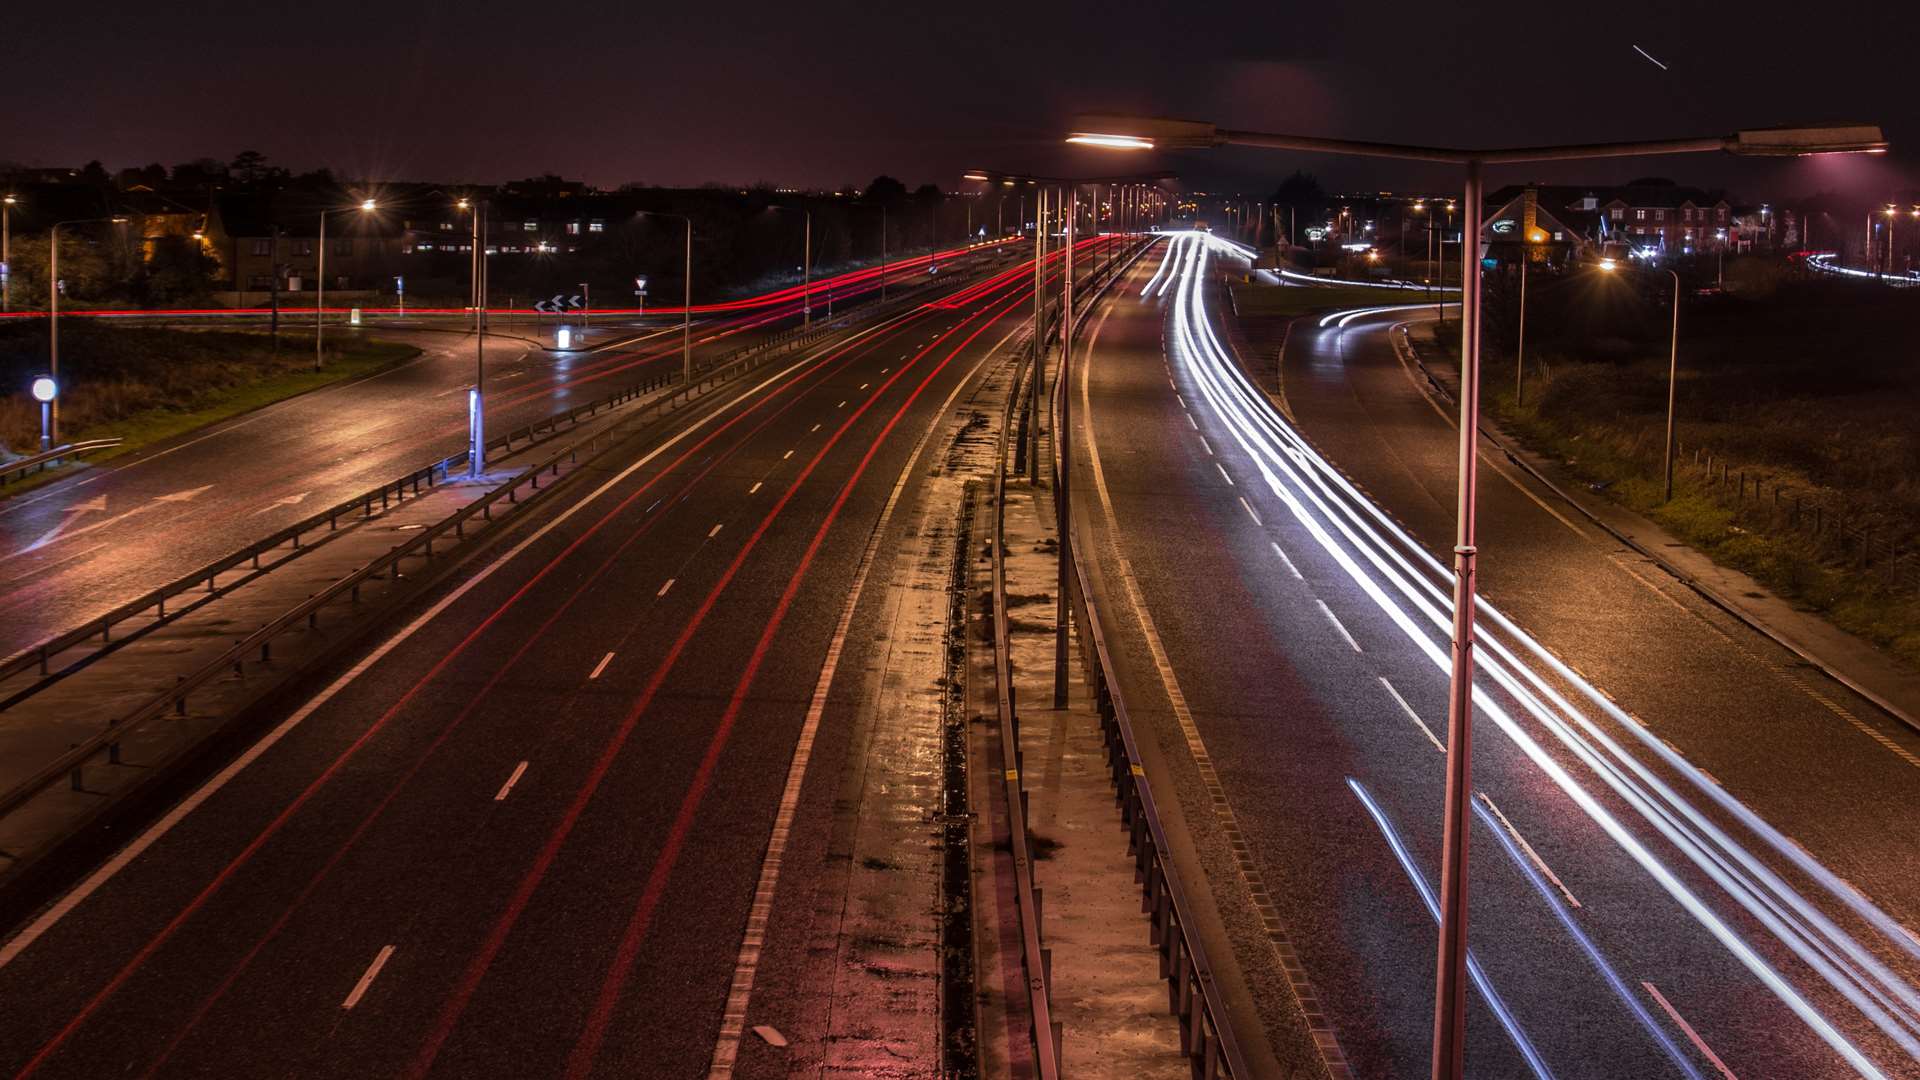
[709,524,724,538]
[749,482,762,494]
[1644,981,1741,1080]
[1479,792,1580,909]
[657,578,675,597]
[1238,496,1260,526]
[1198,436,1214,457]
[589,652,615,680]
[1314,599,1362,653]
[1378,677,1443,753]
[1270,541,1303,580]
[494,761,530,801]
[342,945,396,1010]
[1215,463,1234,486]
[810,423,821,433]
[782,450,794,460]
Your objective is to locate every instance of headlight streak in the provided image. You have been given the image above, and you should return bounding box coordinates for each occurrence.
[1141,240,1179,298]
[1347,776,1559,1080]
[1807,253,1919,287]
[1160,234,1902,1077]
[1473,795,1707,1079]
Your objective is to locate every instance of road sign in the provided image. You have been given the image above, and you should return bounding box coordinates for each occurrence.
[568,295,584,309]
[634,275,648,294]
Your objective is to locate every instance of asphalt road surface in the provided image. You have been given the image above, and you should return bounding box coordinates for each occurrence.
[0,252,1000,659]
[1068,233,1920,1079]
[0,238,1101,1078]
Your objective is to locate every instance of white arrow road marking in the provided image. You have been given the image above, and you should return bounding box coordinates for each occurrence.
[20,486,212,555]
[249,490,312,516]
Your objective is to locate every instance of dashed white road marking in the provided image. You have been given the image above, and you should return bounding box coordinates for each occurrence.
[837,400,847,408]
[810,423,821,433]
[709,524,724,538]
[658,578,676,597]
[1175,393,1187,409]
[782,450,794,460]
[1315,599,1362,652]
[859,383,868,390]
[1198,436,1214,456]
[1642,981,1741,1079]
[494,761,530,801]
[589,652,615,680]
[1185,413,1198,430]
[342,946,396,1010]
[1479,792,1580,908]
[1270,541,1303,580]
[1238,496,1261,526]
[1215,462,1234,486]
[749,481,762,494]
[1380,677,1444,753]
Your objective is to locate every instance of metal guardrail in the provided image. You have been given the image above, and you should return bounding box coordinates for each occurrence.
[988,343,1062,1078]
[0,256,1007,820]
[1039,235,1252,1077]
[0,439,123,485]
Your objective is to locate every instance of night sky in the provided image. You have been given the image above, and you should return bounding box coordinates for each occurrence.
[4,0,1916,200]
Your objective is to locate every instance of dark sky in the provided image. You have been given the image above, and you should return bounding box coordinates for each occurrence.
[4,1,1916,202]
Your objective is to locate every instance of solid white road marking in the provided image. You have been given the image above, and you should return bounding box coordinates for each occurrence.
[657,578,675,597]
[1315,599,1362,652]
[493,761,529,801]
[1380,677,1444,753]
[1643,981,1741,1079]
[589,652,615,680]
[1479,792,1581,908]
[342,945,396,1010]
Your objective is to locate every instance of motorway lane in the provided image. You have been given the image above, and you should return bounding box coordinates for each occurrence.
[0,251,1009,660]
[0,243,1075,1079]
[1070,234,1920,1078]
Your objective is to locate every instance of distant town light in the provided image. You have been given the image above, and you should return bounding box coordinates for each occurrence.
[360,199,377,212]
[1598,258,1618,272]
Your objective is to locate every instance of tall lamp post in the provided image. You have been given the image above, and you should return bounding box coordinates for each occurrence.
[47,215,131,448]
[458,197,489,477]
[766,204,812,325]
[1596,259,1683,502]
[636,210,694,385]
[3,194,15,313]
[315,199,377,372]
[1067,113,1886,1080]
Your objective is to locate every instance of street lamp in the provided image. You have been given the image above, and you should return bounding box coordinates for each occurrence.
[635,210,694,385]
[47,215,132,448]
[3,194,15,313]
[457,197,489,477]
[1596,258,1684,502]
[1067,111,1886,1080]
[315,199,377,372]
[765,205,812,325]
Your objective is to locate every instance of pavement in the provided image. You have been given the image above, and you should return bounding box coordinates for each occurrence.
[1067,233,1920,1079]
[0,251,1006,662]
[0,235,1119,1079]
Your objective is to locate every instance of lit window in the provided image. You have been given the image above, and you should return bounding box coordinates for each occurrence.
[439,222,453,231]
[1610,208,1623,220]
[565,222,581,235]
[589,220,605,233]
[250,239,271,256]
[1635,209,1647,221]
[1655,209,1666,221]
[417,242,434,251]
[524,220,538,231]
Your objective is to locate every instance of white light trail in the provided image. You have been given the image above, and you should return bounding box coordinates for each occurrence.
[1154,232,1910,1077]
[1348,777,1558,1080]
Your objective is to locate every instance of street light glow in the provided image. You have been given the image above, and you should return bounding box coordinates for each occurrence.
[360,199,377,212]
[1066,133,1154,150]
[30,376,57,403]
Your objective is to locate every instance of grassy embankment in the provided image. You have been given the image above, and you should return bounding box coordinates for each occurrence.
[0,322,419,488]
[1424,268,1920,667]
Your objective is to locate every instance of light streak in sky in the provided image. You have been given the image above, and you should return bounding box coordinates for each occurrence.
[1633,45,1671,71]
[1155,232,1910,1077]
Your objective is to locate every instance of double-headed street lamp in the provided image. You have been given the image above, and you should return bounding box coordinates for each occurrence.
[635,210,694,385]
[1067,112,1886,1080]
[47,215,132,448]
[315,199,377,372]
